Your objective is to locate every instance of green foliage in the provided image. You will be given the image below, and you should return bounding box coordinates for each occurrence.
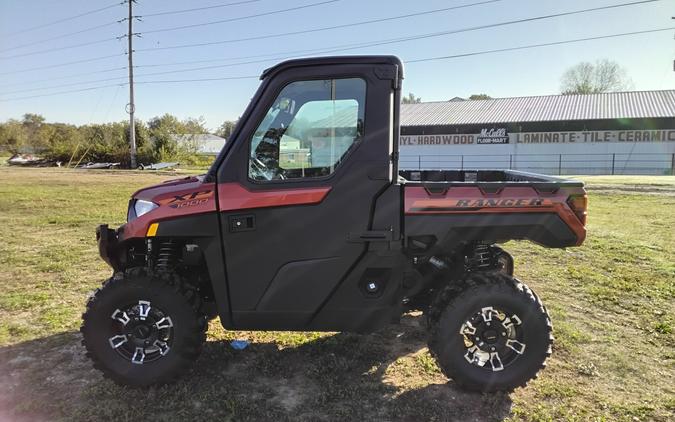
[0,119,28,153]
[561,59,632,95]
[0,113,214,167]
[147,114,209,166]
[468,94,492,100]
[215,119,238,139]
[401,92,422,104]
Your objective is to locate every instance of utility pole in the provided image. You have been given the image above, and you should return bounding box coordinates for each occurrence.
[127,0,137,169]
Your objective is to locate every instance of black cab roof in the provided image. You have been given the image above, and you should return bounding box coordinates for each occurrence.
[260,55,404,80]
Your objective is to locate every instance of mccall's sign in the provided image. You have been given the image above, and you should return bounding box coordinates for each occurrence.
[477,128,509,144]
[399,129,675,146]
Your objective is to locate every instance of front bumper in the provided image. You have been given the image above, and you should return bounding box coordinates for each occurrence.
[96,224,121,271]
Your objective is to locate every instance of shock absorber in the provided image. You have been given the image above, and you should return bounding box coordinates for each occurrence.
[468,242,492,270]
[155,240,179,272]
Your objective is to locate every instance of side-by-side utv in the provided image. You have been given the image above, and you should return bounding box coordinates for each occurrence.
[82,56,587,392]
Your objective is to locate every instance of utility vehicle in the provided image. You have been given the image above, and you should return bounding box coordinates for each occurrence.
[82,56,587,392]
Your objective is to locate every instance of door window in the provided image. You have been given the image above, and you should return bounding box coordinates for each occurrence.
[248,78,366,181]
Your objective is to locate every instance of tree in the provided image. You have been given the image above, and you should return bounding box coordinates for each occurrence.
[401,92,422,104]
[21,113,45,127]
[0,113,210,166]
[21,113,48,150]
[468,94,492,100]
[215,120,238,139]
[182,116,208,135]
[147,114,209,162]
[43,123,82,161]
[560,59,632,95]
[0,119,28,153]
[148,114,184,160]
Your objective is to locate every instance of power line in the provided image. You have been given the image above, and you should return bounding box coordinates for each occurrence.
[137,0,505,51]
[8,23,673,90]
[1,0,662,63]
[3,1,667,90]
[0,21,120,53]
[0,66,128,89]
[0,54,125,76]
[0,83,126,102]
[0,71,260,95]
[127,0,668,76]
[141,0,263,18]
[102,84,124,121]
[135,40,419,68]
[0,0,340,60]
[141,0,342,35]
[133,26,675,79]
[0,36,120,60]
[5,1,122,36]
[4,20,672,96]
[2,27,671,102]
[0,15,503,86]
[0,76,129,96]
[135,60,277,77]
[0,36,404,92]
[99,44,133,122]
[405,27,675,63]
[136,0,659,53]
[0,0,502,82]
[0,75,260,102]
[135,76,258,84]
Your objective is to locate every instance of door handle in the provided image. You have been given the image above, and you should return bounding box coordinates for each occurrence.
[229,214,255,232]
[347,230,393,242]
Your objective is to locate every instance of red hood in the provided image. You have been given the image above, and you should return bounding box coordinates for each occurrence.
[120,175,216,240]
[132,175,207,203]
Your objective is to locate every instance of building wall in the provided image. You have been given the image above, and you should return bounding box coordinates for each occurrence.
[399,119,675,175]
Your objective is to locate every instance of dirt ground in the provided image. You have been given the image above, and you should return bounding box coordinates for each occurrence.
[0,315,516,422]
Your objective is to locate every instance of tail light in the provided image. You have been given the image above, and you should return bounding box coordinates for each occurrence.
[567,194,588,225]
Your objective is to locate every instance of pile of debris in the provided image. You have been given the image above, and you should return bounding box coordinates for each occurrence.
[7,154,57,167]
[137,162,180,170]
[6,154,180,171]
[78,162,121,169]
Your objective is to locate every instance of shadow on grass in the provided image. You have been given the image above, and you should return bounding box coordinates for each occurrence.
[0,315,512,421]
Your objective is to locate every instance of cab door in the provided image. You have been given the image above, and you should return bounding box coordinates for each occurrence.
[215,60,400,329]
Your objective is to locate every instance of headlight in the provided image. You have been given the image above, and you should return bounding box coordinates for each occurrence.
[128,199,158,221]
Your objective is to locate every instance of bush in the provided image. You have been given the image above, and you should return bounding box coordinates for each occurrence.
[0,113,215,168]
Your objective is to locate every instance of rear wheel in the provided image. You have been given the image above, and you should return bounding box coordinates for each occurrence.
[81,269,206,387]
[428,272,552,392]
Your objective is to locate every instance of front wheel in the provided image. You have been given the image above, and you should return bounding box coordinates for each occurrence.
[81,269,206,387]
[428,272,552,392]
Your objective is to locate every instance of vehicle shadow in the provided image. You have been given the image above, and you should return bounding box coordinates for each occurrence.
[0,314,512,421]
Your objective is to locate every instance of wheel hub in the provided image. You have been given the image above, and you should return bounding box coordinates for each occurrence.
[130,323,152,339]
[459,306,526,371]
[480,329,499,344]
[108,300,173,364]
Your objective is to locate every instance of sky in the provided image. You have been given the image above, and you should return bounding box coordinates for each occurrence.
[0,0,673,131]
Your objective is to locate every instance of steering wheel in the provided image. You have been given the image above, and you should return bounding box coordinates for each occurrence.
[251,157,285,181]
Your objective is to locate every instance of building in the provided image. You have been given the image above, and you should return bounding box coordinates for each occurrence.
[173,134,226,155]
[399,90,675,175]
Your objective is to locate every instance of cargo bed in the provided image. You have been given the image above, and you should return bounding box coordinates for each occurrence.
[400,169,587,249]
[399,169,584,187]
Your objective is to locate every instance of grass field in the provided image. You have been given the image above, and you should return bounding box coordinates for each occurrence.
[0,166,673,421]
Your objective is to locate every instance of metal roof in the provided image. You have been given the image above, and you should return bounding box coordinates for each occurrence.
[400,90,675,127]
[312,105,359,129]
